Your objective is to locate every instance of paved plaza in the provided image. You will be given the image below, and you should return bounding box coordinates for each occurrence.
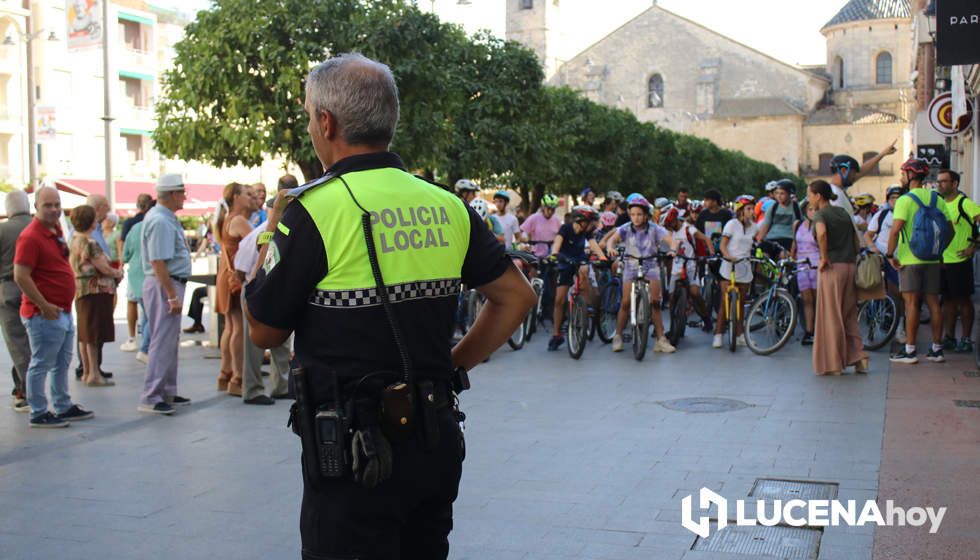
[1,299,977,559]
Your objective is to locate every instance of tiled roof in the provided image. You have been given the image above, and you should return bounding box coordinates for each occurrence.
[805,106,905,125]
[822,0,911,29]
[712,98,805,119]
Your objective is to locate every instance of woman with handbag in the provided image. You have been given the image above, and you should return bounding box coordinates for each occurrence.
[809,180,868,375]
[214,182,255,396]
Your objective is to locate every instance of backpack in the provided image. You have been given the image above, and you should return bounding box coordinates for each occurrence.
[874,207,892,232]
[855,252,884,290]
[904,191,948,261]
[955,191,980,239]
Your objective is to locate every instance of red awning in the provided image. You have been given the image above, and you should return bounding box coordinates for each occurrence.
[52,178,225,217]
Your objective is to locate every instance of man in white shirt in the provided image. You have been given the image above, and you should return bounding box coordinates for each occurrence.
[492,190,520,247]
[234,175,296,405]
[827,141,897,215]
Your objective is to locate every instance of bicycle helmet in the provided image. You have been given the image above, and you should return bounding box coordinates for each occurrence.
[764,181,779,193]
[626,192,644,203]
[900,157,929,178]
[455,178,479,193]
[570,205,598,222]
[606,191,624,203]
[853,193,875,207]
[600,211,617,227]
[469,198,489,221]
[628,195,653,214]
[830,154,861,174]
[734,194,756,212]
[654,197,670,209]
[492,189,510,201]
[662,207,680,229]
[885,185,906,199]
[541,193,559,208]
[689,200,703,213]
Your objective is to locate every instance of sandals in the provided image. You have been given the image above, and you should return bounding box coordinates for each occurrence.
[85,378,115,387]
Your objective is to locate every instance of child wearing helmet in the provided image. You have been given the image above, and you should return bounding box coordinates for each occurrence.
[713,195,758,348]
[455,178,480,204]
[547,206,605,351]
[851,193,875,234]
[469,198,504,244]
[519,194,562,259]
[662,207,715,331]
[604,196,678,354]
[492,190,520,247]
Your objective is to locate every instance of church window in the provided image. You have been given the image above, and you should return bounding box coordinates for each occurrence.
[818,153,834,175]
[520,0,533,9]
[835,56,844,89]
[876,52,892,85]
[647,74,664,108]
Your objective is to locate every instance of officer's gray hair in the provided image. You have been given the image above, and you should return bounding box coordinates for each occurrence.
[5,189,30,216]
[305,53,400,146]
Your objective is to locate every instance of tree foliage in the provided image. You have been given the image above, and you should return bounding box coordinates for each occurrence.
[154,0,797,204]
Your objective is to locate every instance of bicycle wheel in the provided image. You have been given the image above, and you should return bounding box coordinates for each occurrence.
[567,296,588,359]
[507,314,527,350]
[744,289,797,355]
[597,281,620,343]
[464,290,482,334]
[667,287,688,347]
[857,296,899,351]
[728,291,738,352]
[526,278,544,341]
[633,287,650,361]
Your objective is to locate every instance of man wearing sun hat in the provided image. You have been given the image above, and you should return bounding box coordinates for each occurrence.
[138,173,192,415]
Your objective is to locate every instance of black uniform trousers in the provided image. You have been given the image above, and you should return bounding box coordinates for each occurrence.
[300,407,465,560]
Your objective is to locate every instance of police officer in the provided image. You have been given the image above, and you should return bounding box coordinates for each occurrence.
[245,53,535,560]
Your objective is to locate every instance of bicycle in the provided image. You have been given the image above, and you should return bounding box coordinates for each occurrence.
[555,254,594,359]
[666,251,702,348]
[856,252,899,351]
[593,258,620,344]
[743,255,799,355]
[710,255,752,352]
[505,248,540,350]
[528,240,556,332]
[619,249,664,361]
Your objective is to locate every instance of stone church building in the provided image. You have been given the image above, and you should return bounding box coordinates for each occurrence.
[507,0,914,198]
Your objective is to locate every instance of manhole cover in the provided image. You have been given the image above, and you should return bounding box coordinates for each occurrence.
[954,400,980,408]
[750,479,838,500]
[660,397,750,413]
[692,524,820,559]
[962,371,980,378]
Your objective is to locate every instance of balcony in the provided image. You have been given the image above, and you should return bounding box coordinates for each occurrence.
[118,48,155,74]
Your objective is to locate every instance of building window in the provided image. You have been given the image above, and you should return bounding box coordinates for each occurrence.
[120,77,149,108]
[835,56,844,89]
[818,153,834,175]
[123,133,144,163]
[862,151,880,175]
[647,74,664,108]
[119,19,144,51]
[876,52,892,85]
[520,0,533,9]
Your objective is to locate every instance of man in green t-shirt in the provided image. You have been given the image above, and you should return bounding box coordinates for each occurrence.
[937,169,980,353]
[886,158,954,364]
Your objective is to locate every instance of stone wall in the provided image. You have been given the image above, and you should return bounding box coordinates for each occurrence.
[694,115,805,175]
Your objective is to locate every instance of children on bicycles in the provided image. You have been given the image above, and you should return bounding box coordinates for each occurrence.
[548,206,604,350]
[792,200,819,346]
[662,207,714,331]
[604,196,678,354]
[713,195,758,348]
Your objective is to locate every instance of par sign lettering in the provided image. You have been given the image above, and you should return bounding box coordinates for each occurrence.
[937,0,980,65]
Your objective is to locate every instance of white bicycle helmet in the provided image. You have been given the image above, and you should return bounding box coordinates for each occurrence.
[654,197,670,209]
[469,198,489,221]
[455,178,479,193]
[764,181,779,193]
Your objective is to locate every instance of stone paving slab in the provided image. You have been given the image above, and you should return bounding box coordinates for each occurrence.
[0,315,896,559]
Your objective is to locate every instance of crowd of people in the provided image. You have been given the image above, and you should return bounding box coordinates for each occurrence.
[0,172,299,427]
[453,147,979,376]
[1,150,977,426]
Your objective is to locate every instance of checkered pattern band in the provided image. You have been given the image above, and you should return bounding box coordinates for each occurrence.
[309,278,461,309]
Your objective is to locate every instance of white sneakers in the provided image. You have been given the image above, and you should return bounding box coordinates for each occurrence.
[120,338,137,352]
[611,335,624,352]
[736,335,748,347]
[654,337,676,353]
[712,334,723,348]
[136,352,148,364]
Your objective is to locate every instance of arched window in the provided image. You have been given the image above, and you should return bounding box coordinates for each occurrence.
[647,74,664,108]
[818,153,834,175]
[876,52,892,85]
[835,56,844,89]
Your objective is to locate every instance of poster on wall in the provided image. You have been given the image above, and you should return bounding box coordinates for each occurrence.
[916,145,949,170]
[66,0,103,51]
[36,106,56,143]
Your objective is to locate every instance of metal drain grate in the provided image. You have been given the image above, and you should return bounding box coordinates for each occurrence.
[692,524,821,559]
[750,478,839,500]
[954,400,980,408]
[963,371,980,378]
[660,397,751,413]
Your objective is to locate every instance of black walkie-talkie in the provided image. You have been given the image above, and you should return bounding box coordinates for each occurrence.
[315,406,347,478]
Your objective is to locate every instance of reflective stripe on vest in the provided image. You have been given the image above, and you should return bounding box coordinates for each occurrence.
[298,168,471,308]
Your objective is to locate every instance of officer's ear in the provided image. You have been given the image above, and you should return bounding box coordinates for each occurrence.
[319,109,340,142]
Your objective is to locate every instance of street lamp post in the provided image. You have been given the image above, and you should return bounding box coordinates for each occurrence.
[101,0,113,208]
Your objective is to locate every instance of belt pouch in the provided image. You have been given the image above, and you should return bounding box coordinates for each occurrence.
[380,382,415,443]
[418,380,440,451]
